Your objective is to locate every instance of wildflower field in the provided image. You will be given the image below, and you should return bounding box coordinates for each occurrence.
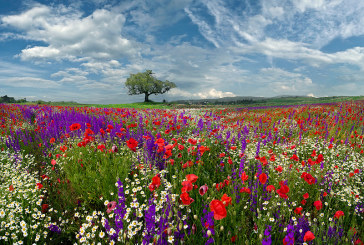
[0,101,363,245]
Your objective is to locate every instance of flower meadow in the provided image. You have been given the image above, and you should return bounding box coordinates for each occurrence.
[0,102,363,245]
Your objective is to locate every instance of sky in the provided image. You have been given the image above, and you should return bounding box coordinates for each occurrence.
[0,0,364,104]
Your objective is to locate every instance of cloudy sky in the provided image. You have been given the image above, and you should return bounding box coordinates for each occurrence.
[1,0,364,103]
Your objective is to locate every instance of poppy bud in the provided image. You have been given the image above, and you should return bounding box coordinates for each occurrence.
[207,230,212,237]
[220,226,224,231]
[194,215,197,220]
[192,224,197,234]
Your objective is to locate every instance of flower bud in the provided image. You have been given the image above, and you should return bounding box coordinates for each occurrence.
[192,224,197,234]
[207,230,212,237]
[194,215,198,220]
[220,226,224,231]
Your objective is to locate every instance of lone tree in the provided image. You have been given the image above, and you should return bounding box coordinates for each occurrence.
[125,70,176,102]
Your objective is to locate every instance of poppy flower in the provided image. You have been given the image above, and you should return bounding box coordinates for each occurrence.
[294,207,303,215]
[221,193,232,207]
[69,123,81,131]
[266,185,275,192]
[241,172,249,183]
[106,201,117,213]
[149,175,161,192]
[334,210,344,219]
[276,183,289,199]
[303,193,309,199]
[259,173,268,185]
[240,187,251,194]
[9,185,14,191]
[41,204,49,213]
[49,138,55,144]
[181,181,193,192]
[209,200,227,220]
[180,192,194,205]
[303,231,315,242]
[126,138,138,152]
[51,159,56,166]
[199,184,208,196]
[275,165,283,172]
[36,183,43,189]
[313,200,322,210]
[186,174,198,183]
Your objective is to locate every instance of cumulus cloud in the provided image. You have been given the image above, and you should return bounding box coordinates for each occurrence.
[168,88,236,99]
[1,5,139,61]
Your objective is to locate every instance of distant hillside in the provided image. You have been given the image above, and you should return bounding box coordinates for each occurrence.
[172,95,364,106]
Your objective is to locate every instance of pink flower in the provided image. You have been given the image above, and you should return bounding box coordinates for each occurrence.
[199,184,208,196]
[106,201,117,213]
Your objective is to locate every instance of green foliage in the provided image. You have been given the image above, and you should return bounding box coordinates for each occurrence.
[125,70,176,102]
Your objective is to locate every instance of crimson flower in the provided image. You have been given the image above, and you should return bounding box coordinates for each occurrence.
[259,173,268,185]
[303,231,315,242]
[180,192,194,205]
[126,138,138,152]
[69,123,81,131]
[221,193,232,207]
[186,174,198,183]
[313,200,322,210]
[210,200,227,220]
[241,172,249,183]
[294,207,303,215]
[181,181,193,192]
[266,185,275,192]
[334,210,344,219]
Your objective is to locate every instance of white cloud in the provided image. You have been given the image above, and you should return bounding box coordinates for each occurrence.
[168,88,235,99]
[0,77,60,88]
[2,5,139,61]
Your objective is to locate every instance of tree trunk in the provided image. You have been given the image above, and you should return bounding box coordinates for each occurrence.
[144,93,150,102]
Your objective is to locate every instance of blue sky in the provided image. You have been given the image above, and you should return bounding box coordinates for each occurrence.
[0,0,364,103]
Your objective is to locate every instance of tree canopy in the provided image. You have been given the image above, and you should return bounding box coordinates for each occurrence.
[125,70,176,102]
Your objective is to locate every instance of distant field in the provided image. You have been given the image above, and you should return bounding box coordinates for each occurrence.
[19,95,364,109]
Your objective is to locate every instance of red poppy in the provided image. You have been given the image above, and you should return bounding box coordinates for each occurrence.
[126,138,138,152]
[69,123,81,131]
[210,200,227,220]
[303,193,309,199]
[49,138,55,144]
[334,210,344,219]
[241,172,248,183]
[36,183,43,189]
[313,200,322,210]
[240,187,251,194]
[221,193,232,207]
[294,207,303,215]
[181,181,193,192]
[9,185,14,191]
[51,159,56,166]
[180,192,194,205]
[303,231,315,242]
[186,174,198,183]
[149,175,161,192]
[266,185,275,192]
[259,173,268,185]
[275,165,283,172]
[276,183,289,199]
[41,204,49,213]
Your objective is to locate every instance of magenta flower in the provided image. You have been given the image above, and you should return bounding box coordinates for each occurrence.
[199,184,208,196]
[106,201,117,213]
